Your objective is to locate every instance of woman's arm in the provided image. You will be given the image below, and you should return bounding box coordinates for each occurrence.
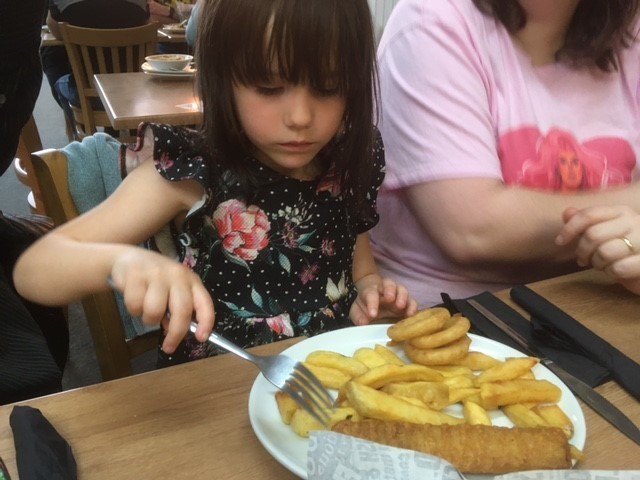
[405,178,640,279]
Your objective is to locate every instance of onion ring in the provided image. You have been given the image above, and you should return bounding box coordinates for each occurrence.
[404,335,472,366]
[409,316,471,349]
[387,308,450,342]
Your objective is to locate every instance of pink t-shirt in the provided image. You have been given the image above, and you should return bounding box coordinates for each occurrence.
[370,0,640,307]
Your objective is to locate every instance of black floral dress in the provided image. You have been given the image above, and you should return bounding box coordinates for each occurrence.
[134,124,385,367]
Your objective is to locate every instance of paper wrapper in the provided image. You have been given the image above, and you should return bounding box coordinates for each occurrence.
[308,431,639,480]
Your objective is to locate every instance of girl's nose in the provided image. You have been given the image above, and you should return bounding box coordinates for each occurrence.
[284,88,313,128]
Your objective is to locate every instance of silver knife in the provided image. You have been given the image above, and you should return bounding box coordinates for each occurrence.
[467,298,640,446]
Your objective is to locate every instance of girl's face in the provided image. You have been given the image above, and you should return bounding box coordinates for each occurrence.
[233,80,346,180]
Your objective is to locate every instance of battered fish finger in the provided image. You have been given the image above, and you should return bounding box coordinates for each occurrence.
[332,419,571,474]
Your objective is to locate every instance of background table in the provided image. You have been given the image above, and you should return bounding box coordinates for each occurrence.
[94,72,202,130]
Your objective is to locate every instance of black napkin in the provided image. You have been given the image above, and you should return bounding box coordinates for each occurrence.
[511,285,640,401]
[9,406,77,480]
[442,291,610,387]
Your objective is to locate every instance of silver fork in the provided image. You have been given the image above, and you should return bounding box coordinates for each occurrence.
[189,322,334,426]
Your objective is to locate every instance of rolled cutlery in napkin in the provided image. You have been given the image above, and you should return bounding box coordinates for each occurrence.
[443,291,609,387]
[9,406,77,480]
[511,285,640,402]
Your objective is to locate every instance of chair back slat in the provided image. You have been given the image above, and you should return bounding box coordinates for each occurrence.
[58,22,158,138]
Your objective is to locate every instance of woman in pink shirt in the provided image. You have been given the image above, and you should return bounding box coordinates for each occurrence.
[371,0,640,306]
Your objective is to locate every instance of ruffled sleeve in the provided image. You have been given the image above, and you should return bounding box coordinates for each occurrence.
[133,123,210,187]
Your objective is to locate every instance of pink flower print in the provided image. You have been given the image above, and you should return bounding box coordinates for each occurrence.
[266,313,294,337]
[155,151,174,171]
[299,263,320,285]
[212,199,271,261]
[282,222,300,248]
[321,238,336,256]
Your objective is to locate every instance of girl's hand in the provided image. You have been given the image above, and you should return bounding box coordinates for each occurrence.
[350,275,418,326]
[556,205,640,294]
[110,247,215,353]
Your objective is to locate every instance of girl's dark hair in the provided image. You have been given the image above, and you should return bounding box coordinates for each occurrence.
[472,0,640,71]
[195,0,378,214]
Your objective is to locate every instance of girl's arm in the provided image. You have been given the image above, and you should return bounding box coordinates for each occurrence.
[13,159,214,352]
[350,233,417,325]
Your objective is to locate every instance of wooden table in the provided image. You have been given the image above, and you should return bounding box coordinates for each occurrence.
[0,269,638,478]
[495,269,640,469]
[94,72,202,130]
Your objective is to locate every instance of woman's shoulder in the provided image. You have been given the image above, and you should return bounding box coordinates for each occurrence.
[379,0,505,60]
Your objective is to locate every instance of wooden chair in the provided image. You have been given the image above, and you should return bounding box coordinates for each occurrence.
[58,22,158,139]
[12,115,45,215]
[29,148,158,380]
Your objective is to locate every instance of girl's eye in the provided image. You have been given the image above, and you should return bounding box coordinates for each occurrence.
[313,85,341,98]
[256,86,284,96]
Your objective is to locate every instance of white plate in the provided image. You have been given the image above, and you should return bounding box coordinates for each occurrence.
[141,62,195,78]
[248,325,586,479]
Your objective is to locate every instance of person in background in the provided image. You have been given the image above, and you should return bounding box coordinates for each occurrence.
[185,0,200,49]
[149,0,195,54]
[0,1,68,402]
[370,0,640,307]
[41,0,150,131]
[15,0,417,369]
[0,2,46,174]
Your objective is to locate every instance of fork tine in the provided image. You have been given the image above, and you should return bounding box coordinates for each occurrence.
[292,363,334,408]
[287,374,332,422]
[282,383,331,427]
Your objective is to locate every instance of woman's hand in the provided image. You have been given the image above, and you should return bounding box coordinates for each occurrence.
[110,247,215,353]
[556,205,640,294]
[350,275,418,326]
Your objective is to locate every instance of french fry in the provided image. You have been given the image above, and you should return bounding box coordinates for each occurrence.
[289,406,361,438]
[381,381,449,409]
[373,343,406,365]
[345,381,464,426]
[480,379,562,409]
[443,375,474,389]
[305,350,368,377]
[447,388,481,406]
[430,365,474,378]
[475,357,539,384]
[353,347,388,369]
[351,364,445,389]
[463,400,492,426]
[534,404,574,439]
[303,363,351,390]
[502,404,549,428]
[454,351,502,370]
[275,391,298,424]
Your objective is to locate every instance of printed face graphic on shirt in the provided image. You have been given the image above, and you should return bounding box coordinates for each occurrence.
[500,127,637,191]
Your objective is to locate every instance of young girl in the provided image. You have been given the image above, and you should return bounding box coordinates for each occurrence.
[14,0,417,366]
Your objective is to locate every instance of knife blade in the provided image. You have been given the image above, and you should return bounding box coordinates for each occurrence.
[467,298,640,446]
